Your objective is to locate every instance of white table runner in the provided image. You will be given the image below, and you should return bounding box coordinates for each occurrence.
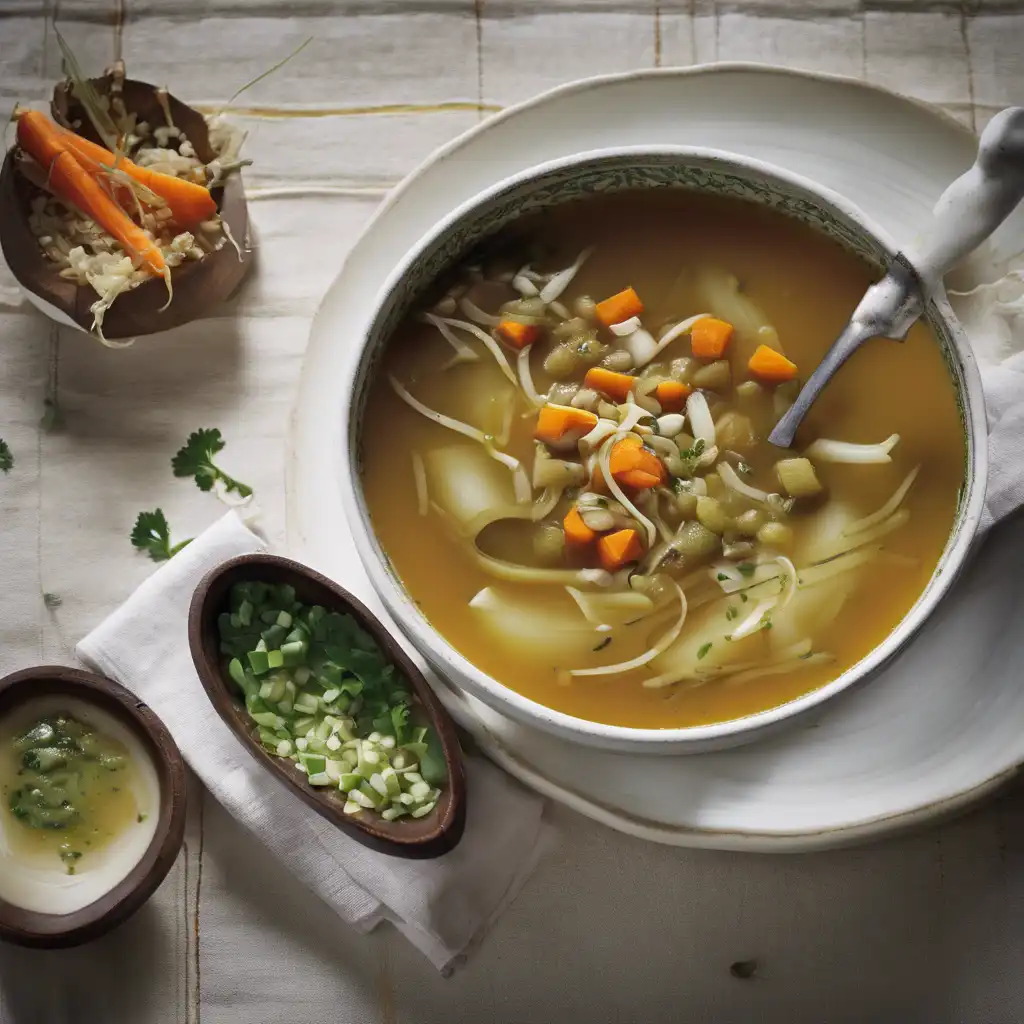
[2,3,1023,1021]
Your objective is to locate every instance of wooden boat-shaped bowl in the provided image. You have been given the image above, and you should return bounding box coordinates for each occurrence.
[189,554,467,859]
[0,666,186,949]
[0,69,252,340]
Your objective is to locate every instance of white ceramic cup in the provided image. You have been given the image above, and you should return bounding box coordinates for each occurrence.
[338,146,987,754]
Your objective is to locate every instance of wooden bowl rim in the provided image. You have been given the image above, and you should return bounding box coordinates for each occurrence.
[0,665,187,949]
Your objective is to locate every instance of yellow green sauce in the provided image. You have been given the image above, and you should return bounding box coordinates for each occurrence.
[0,712,142,874]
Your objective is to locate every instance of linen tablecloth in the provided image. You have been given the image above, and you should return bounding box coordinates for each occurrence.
[2,3,1024,1021]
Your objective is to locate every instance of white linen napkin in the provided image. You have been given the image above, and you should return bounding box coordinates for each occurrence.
[951,258,1024,530]
[76,512,550,973]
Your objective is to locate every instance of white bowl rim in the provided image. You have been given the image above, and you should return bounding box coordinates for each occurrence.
[338,142,988,750]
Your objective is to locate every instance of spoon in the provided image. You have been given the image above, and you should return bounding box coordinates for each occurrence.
[770,106,1024,449]
[189,553,467,858]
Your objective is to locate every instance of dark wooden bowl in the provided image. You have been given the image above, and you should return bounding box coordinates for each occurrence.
[0,666,186,949]
[189,554,467,858]
[0,71,252,340]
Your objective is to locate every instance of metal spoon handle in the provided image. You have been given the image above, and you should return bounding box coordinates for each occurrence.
[769,106,1024,450]
[905,106,1024,291]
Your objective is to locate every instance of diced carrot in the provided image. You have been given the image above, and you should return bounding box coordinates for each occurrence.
[654,380,691,412]
[618,469,662,490]
[690,317,734,359]
[748,344,798,383]
[563,506,597,548]
[534,405,599,445]
[608,435,666,489]
[595,286,644,327]
[496,319,541,350]
[597,528,643,571]
[584,367,637,403]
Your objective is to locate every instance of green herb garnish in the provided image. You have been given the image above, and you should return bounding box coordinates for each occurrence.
[736,562,756,577]
[725,606,738,621]
[0,439,12,474]
[131,509,193,563]
[593,636,612,652]
[697,642,713,660]
[172,428,252,498]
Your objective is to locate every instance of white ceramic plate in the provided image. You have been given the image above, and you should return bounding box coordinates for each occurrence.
[289,64,1024,850]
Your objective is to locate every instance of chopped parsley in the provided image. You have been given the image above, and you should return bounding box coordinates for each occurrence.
[131,509,193,563]
[172,428,252,499]
[592,636,612,652]
[0,439,12,474]
[717,572,730,582]
[697,642,713,660]
[736,562,756,578]
[725,606,738,621]
[740,593,749,603]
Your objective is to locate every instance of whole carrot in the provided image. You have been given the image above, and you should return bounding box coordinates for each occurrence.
[55,126,216,226]
[16,109,166,275]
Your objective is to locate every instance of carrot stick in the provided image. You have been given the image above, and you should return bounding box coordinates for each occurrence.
[655,380,691,412]
[55,126,216,226]
[584,367,637,403]
[748,344,798,383]
[534,405,599,445]
[595,287,644,327]
[16,109,166,275]
[564,506,597,548]
[690,317,734,359]
[496,320,541,350]
[597,528,642,571]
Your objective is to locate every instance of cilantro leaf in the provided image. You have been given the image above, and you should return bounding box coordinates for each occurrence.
[0,439,12,474]
[131,509,192,562]
[172,429,252,498]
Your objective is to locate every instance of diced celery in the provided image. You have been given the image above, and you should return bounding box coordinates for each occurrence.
[260,609,279,625]
[277,699,293,715]
[341,749,358,767]
[281,641,307,667]
[315,720,332,743]
[247,649,271,676]
[357,781,382,808]
[245,694,268,715]
[307,772,331,787]
[276,740,293,757]
[292,715,316,736]
[252,711,284,730]
[343,800,362,815]
[238,600,254,627]
[339,773,362,792]
[267,649,285,670]
[409,781,431,800]
[230,613,241,629]
[410,801,436,818]
[381,768,401,798]
[257,728,279,749]
[325,759,344,782]
[293,694,319,716]
[259,680,274,700]
[255,638,267,653]
[325,734,342,752]
[276,611,293,628]
[305,737,326,755]
[369,773,389,798]
[295,737,309,752]
[322,688,340,705]
[293,666,311,687]
[381,807,406,821]
[299,753,326,775]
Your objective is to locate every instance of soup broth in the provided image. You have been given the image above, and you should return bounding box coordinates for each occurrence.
[362,190,964,729]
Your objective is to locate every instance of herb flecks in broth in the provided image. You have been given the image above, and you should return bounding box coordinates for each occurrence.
[364,192,964,729]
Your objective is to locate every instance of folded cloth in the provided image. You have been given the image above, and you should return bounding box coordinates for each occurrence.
[77,512,550,973]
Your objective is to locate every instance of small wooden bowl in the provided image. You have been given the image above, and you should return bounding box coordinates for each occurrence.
[0,70,252,340]
[0,666,186,949]
[189,554,467,858]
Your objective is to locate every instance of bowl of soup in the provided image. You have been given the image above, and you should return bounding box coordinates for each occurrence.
[339,147,986,753]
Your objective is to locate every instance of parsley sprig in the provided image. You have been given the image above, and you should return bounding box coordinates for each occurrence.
[172,429,252,498]
[0,439,12,474]
[131,509,193,563]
